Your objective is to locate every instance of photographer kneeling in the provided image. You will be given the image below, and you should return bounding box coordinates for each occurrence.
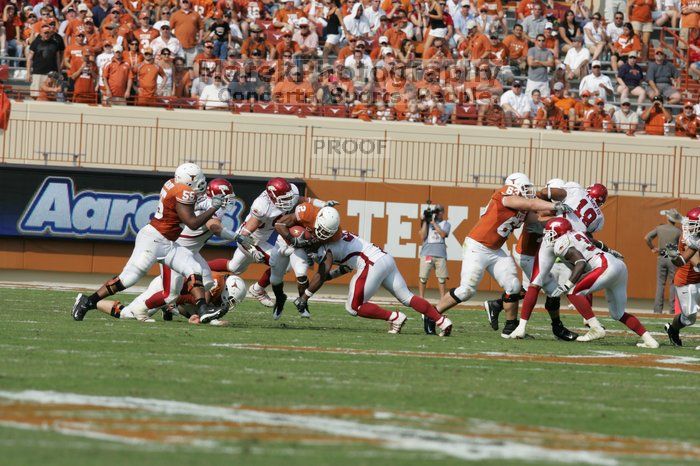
[419,204,451,299]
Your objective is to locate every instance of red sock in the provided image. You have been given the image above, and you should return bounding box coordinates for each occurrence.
[409,296,442,321]
[257,268,271,288]
[586,294,593,306]
[208,258,229,272]
[145,291,165,309]
[620,312,647,336]
[356,302,392,320]
[567,294,596,320]
[520,286,540,320]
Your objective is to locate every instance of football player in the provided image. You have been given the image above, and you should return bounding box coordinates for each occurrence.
[293,209,453,335]
[663,207,700,348]
[208,177,337,311]
[430,173,572,337]
[96,272,246,326]
[536,218,659,348]
[71,163,232,324]
[111,178,248,322]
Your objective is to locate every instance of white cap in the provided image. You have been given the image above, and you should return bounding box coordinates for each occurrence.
[381,46,394,56]
[297,17,309,26]
[466,19,477,30]
[113,44,123,52]
[77,3,89,11]
[553,82,564,90]
[545,21,553,29]
[378,35,389,44]
[461,0,470,5]
[591,60,601,67]
[160,20,171,29]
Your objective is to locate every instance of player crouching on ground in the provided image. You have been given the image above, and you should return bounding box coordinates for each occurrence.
[662,207,700,348]
[95,273,246,326]
[293,207,453,335]
[541,218,659,348]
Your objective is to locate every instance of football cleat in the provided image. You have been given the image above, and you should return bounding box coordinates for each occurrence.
[500,319,519,339]
[637,338,660,349]
[209,319,229,327]
[273,293,287,320]
[162,305,174,321]
[437,316,453,337]
[576,326,606,342]
[298,308,311,319]
[249,284,275,308]
[71,293,90,321]
[423,315,436,335]
[388,312,407,334]
[484,300,502,331]
[552,321,578,341]
[198,305,226,324]
[664,323,682,347]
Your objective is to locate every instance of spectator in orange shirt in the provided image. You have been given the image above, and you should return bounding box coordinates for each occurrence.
[535,97,568,130]
[274,0,306,29]
[172,56,192,98]
[103,47,133,104]
[573,90,594,129]
[641,95,672,135]
[628,0,655,58]
[136,47,166,105]
[63,33,90,82]
[272,67,314,104]
[583,98,613,132]
[611,23,642,71]
[675,101,699,138]
[543,22,559,59]
[64,3,91,45]
[132,11,160,52]
[680,0,700,44]
[502,23,528,72]
[241,23,272,58]
[486,33,507,67]
[462,20,490,67]
[37,71,62,101]
[193,39,221,78]
[516,0,546,21]
[385,14,408,49]
[552,82,577,127]
[170,0,204,66]
[71,52,98,104]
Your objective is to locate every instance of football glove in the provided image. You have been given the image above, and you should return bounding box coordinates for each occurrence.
[325,200,340,207]
[236,234,256,248]
[211,194,226,209]
[291,236,310,248]
[551,280,575,298]
[553,201,573,215]
[251,250,266,263]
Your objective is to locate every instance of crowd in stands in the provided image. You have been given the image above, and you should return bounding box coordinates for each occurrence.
[0,0,699,136]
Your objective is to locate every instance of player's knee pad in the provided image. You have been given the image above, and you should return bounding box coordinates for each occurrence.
[185,274,204,292]
[450,286,474,303]
[419,277,428,284]
[437,277,446,284]
[503,276,521,296]
[105,275,127,294]
[680,313,697,326]
[296,275,309,287]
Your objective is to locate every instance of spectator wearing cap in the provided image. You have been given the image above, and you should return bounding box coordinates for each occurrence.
[199,72,230,109]
[550,63,568,91]
[477,0,506,32]
[95,41,115,91]
[628,0,654,58]
[610,22,641,71]
[58,6,77,39]
[526,34,553,97]
[563,36,589,79]
[573,90,595,129]
[583,97,613,132]
[101,21,125,50]
[500,79,531,127]
[136,47,166,105]
[363,0,386,34]
[535,97,568,130]
[27,21,65,98]
[616,51,646,108]
[274,0,306,30]
[103,43,132,104]
[37,71,62,101]
[612,99,640,133]
[133,11,159,52]
[293,17,319,59]
[92,0,111,28]
[675,101,699,138]
[647,49,681,104]
[193,39,221,78]
[605,10,625,45]
[542,22,559,58]
[521,3,546,44]
[485,33,507,67]
[579,60,614,101]
[63,31,90,85]
[275,29,300,59]
[641,95,672,135]
[63,3,91,45]
[82,17,102,53]
[453,1,475,44]
[206,10,236,60]
[582,12,607,61]
[241,23,271,59]
[343,2,371,40]
[460,20,490,67]
[644,209,682,313]
[170,0,204,66]
[553,85,578,129]
[71,50,98,103]
[502,23,528,72]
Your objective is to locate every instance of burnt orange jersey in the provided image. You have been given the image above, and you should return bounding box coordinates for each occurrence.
[673,238,700,287]
[294,201,342,242]
[209,271,228,304]
[468,186,526,249]
[150,178,197,240]
[516,228,541,256]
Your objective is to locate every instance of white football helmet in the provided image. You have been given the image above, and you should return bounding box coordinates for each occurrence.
[506,172,536,199]
[175,163,207,194]
[314,206,340,240]
[221,276,246,311]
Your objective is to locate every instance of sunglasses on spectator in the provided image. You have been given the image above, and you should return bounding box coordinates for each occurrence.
[144,52,153,56]
[161,51,171,55]
[162,11,171,15]
[283,53,292,57]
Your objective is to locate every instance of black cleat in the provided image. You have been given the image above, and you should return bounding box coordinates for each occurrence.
[71,293,91,321]
[484,300,502,331]
[162,306,174,321]
[273,293,287,320]
[423,315,436,335]
[500,319,519,338]
[198,305,225,324]
[551,321,578,341]
[665,323,682,346]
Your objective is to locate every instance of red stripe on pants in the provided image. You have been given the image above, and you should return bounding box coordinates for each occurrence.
[351,263,371,311]
[573,255,607,295]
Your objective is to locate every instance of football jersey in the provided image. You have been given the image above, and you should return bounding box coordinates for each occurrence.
[150,178,197,241]
[315,231,386,269]
[553,231,603,268]
[515,228,541,256]
[563,184,604,234]
[295,201,342,242]
[674,235,700,287]
[177,196,226,251]
[469,186,527,250]
[242,184,299,243]
[209,271,228,304]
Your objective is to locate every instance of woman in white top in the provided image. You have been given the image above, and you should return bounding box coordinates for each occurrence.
[583,12,607,61]
[156,47,174,97]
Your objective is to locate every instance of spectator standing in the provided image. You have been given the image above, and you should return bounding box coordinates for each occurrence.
[647,49,681,104]
[150,22,183,58]
[71,51,98,103]
[170,0,203,66]
[616,51,646,108]
[628,0,654,58]
[206,10,232,60]
[199,72,230,109]
[418,204,450,300]
[680,0,700,44]
[521,3,546,45]
[612,99,640,132]
[193,39,221,77]
[675,100,699,137]
[92,0,111,28]
[2,4,23,70]
[579,59,614,101]
[133,11,159,53]
[136,47,166,105]
[641,95,672,135]
[103,45,132,104]
[172,56,192,98]
[644,209,682,313]
[156,48,174,96]
[27,22,65,98]
[563,35,590,79]
[606,0,629,24]
[526,34,553,97]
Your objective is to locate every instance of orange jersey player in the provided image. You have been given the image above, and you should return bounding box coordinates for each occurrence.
[664,207,700,347]
[432,172,570,338]
[71,163,226,324]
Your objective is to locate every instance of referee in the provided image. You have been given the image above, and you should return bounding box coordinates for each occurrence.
[418,204,451,299]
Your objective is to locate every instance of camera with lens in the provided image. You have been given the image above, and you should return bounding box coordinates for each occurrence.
[422,200,440,223]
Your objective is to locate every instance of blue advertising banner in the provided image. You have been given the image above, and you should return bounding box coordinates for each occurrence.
[0,165,302,245]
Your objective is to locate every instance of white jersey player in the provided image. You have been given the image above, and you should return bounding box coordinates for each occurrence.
[540,179,606,235]
[293,211,453,336]
[539,217,659,348]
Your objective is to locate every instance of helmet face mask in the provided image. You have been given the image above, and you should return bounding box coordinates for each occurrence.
[506,172,536,199]
[683,207,700,238]
[543,217,572,246]
[207,178,235,209]
[175,162,207,194]
[266,177,294,210]
[586,183,608,206]
[221,276,246,311]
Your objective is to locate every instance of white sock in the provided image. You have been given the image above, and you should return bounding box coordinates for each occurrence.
[389,311,398,321]
[587,317,602,329]
[642,332,656,343]
[252,283,263,293]
[518,318,528,329]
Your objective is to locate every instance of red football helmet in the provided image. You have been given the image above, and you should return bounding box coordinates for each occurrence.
[206,178,235,207]
[543,217,573,246]
[266,177,295,210]
[586,183,608,206]
[683,206,700,238]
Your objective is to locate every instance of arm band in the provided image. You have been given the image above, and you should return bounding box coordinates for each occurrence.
[304,289,314,298]
[574,259,586,265]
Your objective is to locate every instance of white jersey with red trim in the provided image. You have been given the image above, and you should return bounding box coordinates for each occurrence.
[176,196,225,251]
[315,231,386,269]
[562,183,604,234]
[553,230,605,270]
[242,184,300,243]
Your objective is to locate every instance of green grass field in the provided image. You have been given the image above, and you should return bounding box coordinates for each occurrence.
[1,287,699,466]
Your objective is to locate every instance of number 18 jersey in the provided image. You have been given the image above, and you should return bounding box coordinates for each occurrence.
[469,186,526,250]
[563,183,604,234]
